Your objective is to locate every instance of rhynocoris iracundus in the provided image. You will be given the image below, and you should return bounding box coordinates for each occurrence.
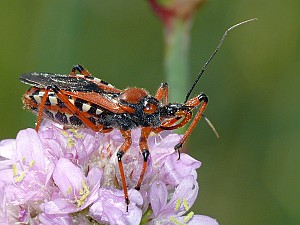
[20,19,256,211]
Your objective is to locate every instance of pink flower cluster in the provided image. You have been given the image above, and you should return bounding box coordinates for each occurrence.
[0,120,218,225]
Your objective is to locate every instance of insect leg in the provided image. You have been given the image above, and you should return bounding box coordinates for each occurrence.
[135,127,152,190]
[159,111,192,131]
[35,89,50,131]
[117,129,132,212]
[174,93,208,153]
[155,82,168,104]
[70,64,91,77]
[48,84,105,132]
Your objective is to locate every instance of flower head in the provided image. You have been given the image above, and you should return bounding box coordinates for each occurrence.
[148,0,205,26]
[0,120,218,224]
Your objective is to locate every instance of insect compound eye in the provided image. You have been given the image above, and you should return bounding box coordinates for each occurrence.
[165,104,182,116]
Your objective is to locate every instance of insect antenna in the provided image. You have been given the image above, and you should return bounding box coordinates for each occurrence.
[184,18,257,103]
[202,113,220,138]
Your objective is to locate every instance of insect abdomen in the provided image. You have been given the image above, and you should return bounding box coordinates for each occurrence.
[23,87,104,128]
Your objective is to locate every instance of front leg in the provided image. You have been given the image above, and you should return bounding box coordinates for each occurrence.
[174,93,208,156]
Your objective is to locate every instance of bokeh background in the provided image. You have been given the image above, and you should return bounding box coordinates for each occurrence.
[0,1,299,224]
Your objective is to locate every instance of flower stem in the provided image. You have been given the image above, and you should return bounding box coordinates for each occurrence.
[164,18,192,102]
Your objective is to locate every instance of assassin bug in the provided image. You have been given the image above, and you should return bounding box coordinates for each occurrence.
[20,18,256,211]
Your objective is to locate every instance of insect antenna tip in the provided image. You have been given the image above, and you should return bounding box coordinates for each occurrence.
[202,114,220,138]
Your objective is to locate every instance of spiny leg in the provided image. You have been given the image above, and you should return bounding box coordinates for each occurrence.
[117,129,132,212]
[174,93,208,158]
[135,127,152,190]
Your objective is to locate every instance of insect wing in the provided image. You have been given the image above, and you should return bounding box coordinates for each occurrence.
[21,72,124,113]
[20,72,104,93]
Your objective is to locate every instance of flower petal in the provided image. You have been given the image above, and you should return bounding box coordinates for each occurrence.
[39,213,73,225]
[53,158,86,198]
[176,214,219,225]
[167,175,199,215]
[42,198,78,214]
[149,180,168,217]
[0,139,15,160]
[15,129,46,170]
[160,152,201,186]
[90,188,143,225]
[44,159,101,214]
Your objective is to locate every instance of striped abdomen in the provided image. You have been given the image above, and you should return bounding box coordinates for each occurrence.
[23,87,104,128]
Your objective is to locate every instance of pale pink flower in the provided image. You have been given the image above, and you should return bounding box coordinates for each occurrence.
[0,120,218,224]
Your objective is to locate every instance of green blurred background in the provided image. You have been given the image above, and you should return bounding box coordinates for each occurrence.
[0,1,299,224]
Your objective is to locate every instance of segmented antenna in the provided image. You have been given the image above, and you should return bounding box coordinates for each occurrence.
[184,18,257,103]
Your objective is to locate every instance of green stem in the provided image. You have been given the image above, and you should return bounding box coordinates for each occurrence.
[164,18,192,102]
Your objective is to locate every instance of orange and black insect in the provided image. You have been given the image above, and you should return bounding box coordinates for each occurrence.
[20,64,208,210]
[20,19,256,211]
